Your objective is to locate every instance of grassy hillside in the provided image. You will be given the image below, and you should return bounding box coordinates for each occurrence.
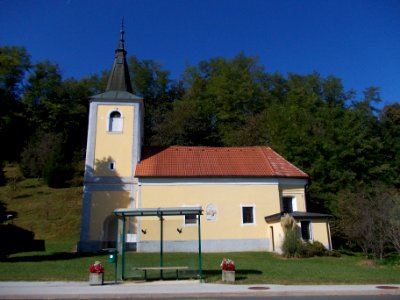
[0,164,82,245]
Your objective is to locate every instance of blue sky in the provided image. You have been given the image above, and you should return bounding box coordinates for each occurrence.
[1,0,399,107]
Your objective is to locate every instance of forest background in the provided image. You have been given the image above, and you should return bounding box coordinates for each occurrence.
[1,45,399,259]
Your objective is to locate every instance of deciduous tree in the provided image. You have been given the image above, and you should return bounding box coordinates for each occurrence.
[0,46,31,161]
[336,183,399,259]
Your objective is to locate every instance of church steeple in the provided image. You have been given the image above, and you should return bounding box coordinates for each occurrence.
[105,20,133,93]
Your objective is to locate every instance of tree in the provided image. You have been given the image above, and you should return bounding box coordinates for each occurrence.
[20,61,105,186]
[128,56,181,145]
[380,103,400,187]
[262,73,354,211]
[43,139,73,188]
[154,53,271,147]
[22,60,64,132]
[388,192,400,253]
[20,131,61,178]
[0,46,31,161]
[0,46,31,101]
[335,183,399,259]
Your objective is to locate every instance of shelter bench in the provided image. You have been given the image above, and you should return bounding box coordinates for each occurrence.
[137,266,189,280]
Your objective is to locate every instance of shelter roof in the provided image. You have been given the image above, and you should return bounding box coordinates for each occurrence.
[265,211,332,223]
[113,206,203,217]
[135,146,308,178]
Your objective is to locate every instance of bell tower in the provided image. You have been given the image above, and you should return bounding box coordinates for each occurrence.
[78,22,144,252]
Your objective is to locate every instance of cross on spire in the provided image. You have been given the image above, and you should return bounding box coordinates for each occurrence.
[119,18,125,50]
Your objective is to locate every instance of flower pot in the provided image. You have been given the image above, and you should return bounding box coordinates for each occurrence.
[89,272,104,285]
[222,270,235,282]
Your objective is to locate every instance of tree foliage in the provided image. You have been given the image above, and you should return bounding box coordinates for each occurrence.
[0,46,31,161]
[128,56,182,145]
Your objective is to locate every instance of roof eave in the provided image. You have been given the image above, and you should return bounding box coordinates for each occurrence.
[265,211,332,223]
[90,90,143,101]
[135,174,309,179]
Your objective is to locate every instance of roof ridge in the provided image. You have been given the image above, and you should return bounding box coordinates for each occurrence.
[165,145,269,150]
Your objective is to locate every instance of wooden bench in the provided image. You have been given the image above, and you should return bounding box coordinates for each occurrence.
[137,266,189,280]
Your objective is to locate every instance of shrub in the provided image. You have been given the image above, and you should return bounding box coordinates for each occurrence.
[0,160,5,186]
[327,250,342,257]
[20,132,60,178]
[43,147,73,188]
[282,227,302,258]
[299,241,327,257]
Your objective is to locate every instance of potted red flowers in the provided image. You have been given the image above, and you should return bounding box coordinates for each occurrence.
[220,258,235,282]
[89,261,104,285]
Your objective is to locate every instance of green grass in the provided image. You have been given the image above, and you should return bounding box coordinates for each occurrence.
[1,164,400,284]
[0,241,114,281]
[1,164,82,242]
[1,244,400,284]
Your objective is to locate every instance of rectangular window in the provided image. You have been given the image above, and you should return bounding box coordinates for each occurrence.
[301,221,311,240]
[242,206,255,225]
[283,196,294,213]
[185,214,197,225]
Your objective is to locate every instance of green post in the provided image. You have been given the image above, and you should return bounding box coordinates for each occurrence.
[114,251,118,284]
[121,216,126,280]
[113,215,119,284]
[160,214,164,279]
[117,216,124,282]
[197,212,203,280]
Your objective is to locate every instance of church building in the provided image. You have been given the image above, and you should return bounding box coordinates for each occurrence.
[78,27,332,253]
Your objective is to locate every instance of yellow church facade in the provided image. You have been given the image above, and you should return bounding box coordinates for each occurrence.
[136,175,309,252]
[78,27,332,253]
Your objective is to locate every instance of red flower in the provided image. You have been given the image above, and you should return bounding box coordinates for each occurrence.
[89,261,104,273]
[220,258,235,271]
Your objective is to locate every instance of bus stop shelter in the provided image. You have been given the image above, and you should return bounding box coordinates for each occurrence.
[113,207,203,281]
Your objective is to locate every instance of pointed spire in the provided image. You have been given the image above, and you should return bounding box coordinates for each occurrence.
[105,19,133,93]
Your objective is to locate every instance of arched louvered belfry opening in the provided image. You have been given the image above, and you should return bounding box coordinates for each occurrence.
[108,111,122,132]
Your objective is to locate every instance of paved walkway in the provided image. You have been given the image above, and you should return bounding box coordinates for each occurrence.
[0,281,399,299]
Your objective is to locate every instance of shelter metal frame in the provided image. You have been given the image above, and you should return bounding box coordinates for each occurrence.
[113,207,203,281]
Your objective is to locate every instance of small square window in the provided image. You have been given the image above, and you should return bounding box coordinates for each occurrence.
[108,162,116,171]
[242,206,255,224]
[185,214,197,225]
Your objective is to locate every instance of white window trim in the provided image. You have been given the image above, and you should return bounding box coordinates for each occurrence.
[182,204,199,227]
[106,109,124,133]
[241,204,256,226]
[292,197,297,212]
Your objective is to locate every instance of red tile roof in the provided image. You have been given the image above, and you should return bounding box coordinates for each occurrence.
[135,146,308,178]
